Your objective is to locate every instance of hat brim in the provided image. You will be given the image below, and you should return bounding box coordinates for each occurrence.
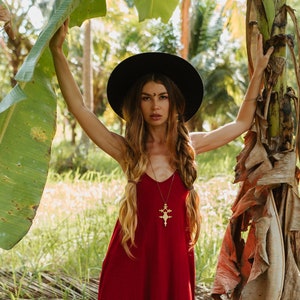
[107,52,204,121]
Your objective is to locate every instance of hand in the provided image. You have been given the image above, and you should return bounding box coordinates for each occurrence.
[49,18,70,53]
[254,34,274,75]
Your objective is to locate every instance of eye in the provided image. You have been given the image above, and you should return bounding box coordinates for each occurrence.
[141,95,151,101]
[159,94,169,100]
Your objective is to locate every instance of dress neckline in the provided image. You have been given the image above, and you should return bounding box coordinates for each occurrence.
[144,171,177,183]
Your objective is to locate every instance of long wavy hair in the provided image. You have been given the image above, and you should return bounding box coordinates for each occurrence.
[119,73,201,257]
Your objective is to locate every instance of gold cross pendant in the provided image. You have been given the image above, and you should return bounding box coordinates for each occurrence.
[159,203,172,227]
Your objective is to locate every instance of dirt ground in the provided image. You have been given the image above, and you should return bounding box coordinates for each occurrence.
[195,283,213,299]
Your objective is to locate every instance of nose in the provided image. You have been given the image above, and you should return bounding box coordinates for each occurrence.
[152,97,160,110]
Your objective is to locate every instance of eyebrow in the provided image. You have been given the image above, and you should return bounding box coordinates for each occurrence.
[141,92,168,96]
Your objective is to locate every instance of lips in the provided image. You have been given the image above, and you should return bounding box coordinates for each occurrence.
[150,114,162,120]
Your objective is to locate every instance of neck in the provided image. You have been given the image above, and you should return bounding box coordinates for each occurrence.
[147,125,167,144]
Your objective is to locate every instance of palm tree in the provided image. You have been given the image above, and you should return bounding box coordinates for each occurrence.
[183,0,246,131]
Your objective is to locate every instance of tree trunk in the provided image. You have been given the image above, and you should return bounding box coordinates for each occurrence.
[83,20,93,113]
[212,1,300,299]
[180,0,190,59]
[76,20,94,163]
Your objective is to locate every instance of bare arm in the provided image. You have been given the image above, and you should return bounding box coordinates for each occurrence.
[50,20,126,166]
[190,34,274,154]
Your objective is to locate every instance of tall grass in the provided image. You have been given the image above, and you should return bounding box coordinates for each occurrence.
[0,141,242,298]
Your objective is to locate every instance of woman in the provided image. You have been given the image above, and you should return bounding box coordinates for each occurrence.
[50,19,273,300]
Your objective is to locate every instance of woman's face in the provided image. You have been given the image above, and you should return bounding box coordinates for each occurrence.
[140,81,170,127]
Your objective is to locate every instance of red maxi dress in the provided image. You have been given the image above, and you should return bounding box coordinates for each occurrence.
[98,171,195,300]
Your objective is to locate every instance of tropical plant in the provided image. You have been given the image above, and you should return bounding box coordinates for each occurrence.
[212,0,300,299]
[187,0,247,131]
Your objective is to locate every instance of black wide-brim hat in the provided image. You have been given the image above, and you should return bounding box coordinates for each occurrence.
[107,52,204,121]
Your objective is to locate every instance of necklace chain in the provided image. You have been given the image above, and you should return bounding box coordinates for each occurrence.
[149,160,175,227]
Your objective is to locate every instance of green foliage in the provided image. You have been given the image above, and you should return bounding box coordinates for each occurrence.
[0,0,109,251]
[69,0,106,27]
[196,141,241,180]
[0,67,56,250]
[262,0,275,36]
[189,0,224,59]
[134,0,179,22]
[49,141,122,178]
[188,0,247,131]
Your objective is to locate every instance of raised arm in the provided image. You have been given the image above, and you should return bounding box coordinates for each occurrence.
[190,34,274,154]
[49,19,126,166]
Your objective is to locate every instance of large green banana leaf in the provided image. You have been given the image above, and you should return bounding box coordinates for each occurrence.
[0,66,56,249]
[0,0,106,250]
[0,0,178,250]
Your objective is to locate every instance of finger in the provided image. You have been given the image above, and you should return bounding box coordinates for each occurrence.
[64,17,70,28]
[257,33,263,45]
[256,34,264,54]
[59,18,69,35]
[257,33,273,58]
[257,33,262,42]
[266,46,274,58]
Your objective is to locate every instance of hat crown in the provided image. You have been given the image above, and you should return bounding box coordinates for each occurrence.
[107,52,204,121]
